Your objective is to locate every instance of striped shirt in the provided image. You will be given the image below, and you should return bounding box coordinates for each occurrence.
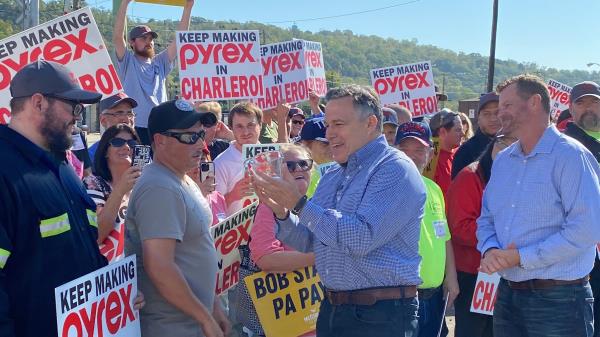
[276,135,426,290]
[477,125,600,282]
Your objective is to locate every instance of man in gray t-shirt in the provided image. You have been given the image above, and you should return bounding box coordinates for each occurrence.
[112,0,194,145]
[125,99,227,337]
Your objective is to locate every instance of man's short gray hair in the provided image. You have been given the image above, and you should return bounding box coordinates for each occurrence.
[325,85,383,131]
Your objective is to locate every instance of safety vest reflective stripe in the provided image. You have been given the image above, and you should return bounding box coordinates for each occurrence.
[86,210,97,228]
[0,249,10,269]
[40,213,70,238]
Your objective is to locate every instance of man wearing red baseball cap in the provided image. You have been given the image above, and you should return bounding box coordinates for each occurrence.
[112,0,194,146]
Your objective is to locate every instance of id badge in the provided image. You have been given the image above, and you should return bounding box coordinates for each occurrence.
[433,220,447,238]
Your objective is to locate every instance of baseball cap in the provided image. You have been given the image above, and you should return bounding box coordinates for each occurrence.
[129,25,158,41]
[148,99,218,140]
[429,110,459,132]
[99,92,138,112]
[395,121,433,147]
[299,117,328,143]
[288,107,305,119]
[382,107,399,126]
[478,92,499,114]
[435,85,448,102]
[10,60,101,104]
[570,81,600,102]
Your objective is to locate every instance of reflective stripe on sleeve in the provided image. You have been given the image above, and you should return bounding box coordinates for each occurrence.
[0,249,10,269]
[40,213,70,238]
[86,209,97,228]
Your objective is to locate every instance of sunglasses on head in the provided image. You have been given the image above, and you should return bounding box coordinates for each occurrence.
[109,137,138,148]
[161,130,206,145]
[286,159,313,172]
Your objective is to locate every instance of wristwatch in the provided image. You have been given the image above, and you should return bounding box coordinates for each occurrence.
[291,195,308,215]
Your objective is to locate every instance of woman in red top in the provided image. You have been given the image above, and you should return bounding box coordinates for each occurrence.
[447,134,517,337]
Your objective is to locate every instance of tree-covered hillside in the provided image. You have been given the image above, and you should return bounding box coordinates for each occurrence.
[2,0,598,109]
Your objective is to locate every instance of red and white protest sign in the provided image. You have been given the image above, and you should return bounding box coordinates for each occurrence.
[0,7,122,124]
[55,255,140,337]
[211,201,259,295]
[177,30,263,102]
[255,40,326,110]
[370,60,437,117]
[303,40,327,98]
[470,272,500,316]
[547,79,572,120]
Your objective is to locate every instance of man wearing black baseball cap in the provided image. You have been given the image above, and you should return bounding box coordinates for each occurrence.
[564,81,600,336]
[125,99,228,337]
[113,0,194,146]
[0,60,119,337]
[451,92,502,179]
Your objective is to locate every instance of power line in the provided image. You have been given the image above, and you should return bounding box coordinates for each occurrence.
[264,0,420,24]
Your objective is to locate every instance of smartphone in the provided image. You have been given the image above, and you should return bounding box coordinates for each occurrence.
[200,162,215,182]
[132,145,152,170]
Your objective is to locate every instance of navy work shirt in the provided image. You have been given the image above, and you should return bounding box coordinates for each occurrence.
[0,124,107,337]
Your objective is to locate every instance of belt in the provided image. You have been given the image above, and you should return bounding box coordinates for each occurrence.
[326,286,417,306]
[505,276,589,290]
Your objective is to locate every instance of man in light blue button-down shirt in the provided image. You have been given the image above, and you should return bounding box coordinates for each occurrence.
[477,74,600,337]
[254,85,426,337]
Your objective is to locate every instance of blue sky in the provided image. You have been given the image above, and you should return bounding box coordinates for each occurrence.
[90,0,600,71]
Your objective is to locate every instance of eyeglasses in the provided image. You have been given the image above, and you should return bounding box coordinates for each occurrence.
[292,120,305,125]
[161,130,206,145]
[45,95,85,117]
[286,159,313,172]
[104,110,135,119]
[109,137,138,148]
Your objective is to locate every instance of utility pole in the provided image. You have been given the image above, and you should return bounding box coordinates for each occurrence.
[20,0,40,29]
[486,0,498,93]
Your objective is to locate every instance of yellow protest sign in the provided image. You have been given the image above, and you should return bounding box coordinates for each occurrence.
[244,266,324,337]
[423,136,440,179]
[135,0,186,7]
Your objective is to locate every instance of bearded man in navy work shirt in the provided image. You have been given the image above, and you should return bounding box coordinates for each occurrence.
[253,84,426,337]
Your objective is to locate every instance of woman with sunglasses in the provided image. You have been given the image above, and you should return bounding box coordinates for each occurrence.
[236,144,316,337]
[83,124,141,263]
[446,134,517,337]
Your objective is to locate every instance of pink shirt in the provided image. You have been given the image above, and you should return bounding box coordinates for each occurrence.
[249,204,294,264]
[207,191,227,226]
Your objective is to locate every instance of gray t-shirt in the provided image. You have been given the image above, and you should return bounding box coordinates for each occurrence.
[125,162,217,337]
[116,49,173,128]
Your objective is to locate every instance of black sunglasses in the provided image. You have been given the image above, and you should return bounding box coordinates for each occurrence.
[161,130,206,145]
[45,95,85,117]
[286,159,313,172]
[292,120,305,125]
[109,137,138,148]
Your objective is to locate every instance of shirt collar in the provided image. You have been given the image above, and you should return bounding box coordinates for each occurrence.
[346,135,387,170]
[510,125,560,158]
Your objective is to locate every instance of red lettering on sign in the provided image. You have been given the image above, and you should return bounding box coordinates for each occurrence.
[548,86,570,105]
[471,280,497,313]
[305,50,322,68]
[373,71,431,95]
[61,283,135,337]
[284,80,308,103]
[0,28,98,91]
[181,75,263,101]
[261,52,302,76]
[215,260,240,294]
[78,64,122,96]
[214,218,252,255]
[180,43,256,70]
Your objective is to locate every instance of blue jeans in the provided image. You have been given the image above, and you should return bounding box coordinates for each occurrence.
[417,287,448,337]
[316,297,419,337]
[494,279,594,337]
